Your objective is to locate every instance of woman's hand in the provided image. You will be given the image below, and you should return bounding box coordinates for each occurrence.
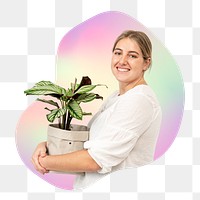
[31,142,49,174]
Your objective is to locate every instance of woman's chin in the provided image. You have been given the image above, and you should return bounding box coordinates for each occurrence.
[115,77,132,84]
[113,72,130,80]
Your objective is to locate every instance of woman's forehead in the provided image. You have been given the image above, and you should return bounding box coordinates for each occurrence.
[115,38,142,53]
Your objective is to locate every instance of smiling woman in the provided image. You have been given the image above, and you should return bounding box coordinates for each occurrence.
[74,30,162,189]
[31,30,162,190]
[111,30,152,95]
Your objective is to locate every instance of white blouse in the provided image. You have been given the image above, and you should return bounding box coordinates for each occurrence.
[74,85,162,190]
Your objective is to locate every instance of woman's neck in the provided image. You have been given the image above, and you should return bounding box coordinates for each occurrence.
[119,77,147,95]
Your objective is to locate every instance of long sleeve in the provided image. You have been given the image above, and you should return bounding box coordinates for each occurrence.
[84,92,154,174]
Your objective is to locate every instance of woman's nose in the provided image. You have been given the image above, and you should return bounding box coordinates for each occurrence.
[119,55,128,64]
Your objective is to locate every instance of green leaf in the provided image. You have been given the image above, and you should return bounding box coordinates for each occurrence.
[24,81,67,96]
[74,76,92,92]
[46,107,67,123]
[75,84,80,90]
[67,100,83,120]
[83,112,92,116]
[37,98,59,108]
[76,93,97,103]
[75,85,96,94]
[65,89,74,97]
[35,81,53,86]
[75,84,108,95]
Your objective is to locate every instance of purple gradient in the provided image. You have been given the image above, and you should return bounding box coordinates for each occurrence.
[16,11,184,190]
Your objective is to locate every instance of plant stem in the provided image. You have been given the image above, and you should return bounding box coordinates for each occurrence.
[62,113,66,129]
[66,111,72,130]
[58,117,61,129]
[72,78,77,94]
[60,100,66,130]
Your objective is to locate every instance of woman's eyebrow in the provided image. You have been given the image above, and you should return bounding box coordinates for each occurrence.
[128,51,139,55]
[114,48,122,51]
[114,48,139,55]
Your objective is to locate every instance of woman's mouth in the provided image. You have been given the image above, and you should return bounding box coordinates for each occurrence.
[117,67,130,72]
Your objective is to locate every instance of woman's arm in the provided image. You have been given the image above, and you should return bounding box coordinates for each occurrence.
[38,149,101,173]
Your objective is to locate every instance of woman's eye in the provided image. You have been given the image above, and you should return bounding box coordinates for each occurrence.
[129,54,137,58]
[114,52,121,55]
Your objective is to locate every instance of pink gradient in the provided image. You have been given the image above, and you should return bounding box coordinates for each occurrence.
[16,11,184,190]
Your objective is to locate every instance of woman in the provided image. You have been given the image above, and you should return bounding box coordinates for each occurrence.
[32,30,162,189]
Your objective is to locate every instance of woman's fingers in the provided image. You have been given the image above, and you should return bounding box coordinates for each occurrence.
[31,154,47,174]
[40,151,47,158]
[31,142,49,174]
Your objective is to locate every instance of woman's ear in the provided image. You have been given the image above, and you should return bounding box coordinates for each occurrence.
[143,58,151,71]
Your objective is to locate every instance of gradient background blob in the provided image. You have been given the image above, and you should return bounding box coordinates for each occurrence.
[16,11,184,190]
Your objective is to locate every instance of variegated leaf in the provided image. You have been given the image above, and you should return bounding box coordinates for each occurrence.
[37,98,59,108]
[24,81,67,96]
[76,93,96,103]
[46,107,67,123]
[68,100,83,120]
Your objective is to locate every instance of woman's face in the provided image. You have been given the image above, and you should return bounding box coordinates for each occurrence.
[111,38,150,85]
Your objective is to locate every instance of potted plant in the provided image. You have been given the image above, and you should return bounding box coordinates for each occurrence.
[24,76,106,173]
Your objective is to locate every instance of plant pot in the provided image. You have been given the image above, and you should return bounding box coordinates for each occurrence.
[47,124,89,174]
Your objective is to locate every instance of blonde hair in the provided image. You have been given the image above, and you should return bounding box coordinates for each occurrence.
[112,30,152,67]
